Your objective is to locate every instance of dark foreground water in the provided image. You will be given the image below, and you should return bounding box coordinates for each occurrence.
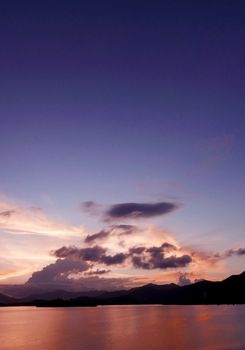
[0,305,245,350]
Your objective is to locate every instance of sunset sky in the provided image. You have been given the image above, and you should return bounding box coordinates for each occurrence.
[0,0,245,292]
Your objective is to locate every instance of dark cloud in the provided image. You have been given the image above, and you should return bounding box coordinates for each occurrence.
[105,202,178,220]
[132,256,151,269]
[80,246,107,262]
[54,245,106,262]
[129,247,146,255]
[145,242,176,256]
[236,248,245,255]
[85,230,110,244]
[81,200,178,221]
[85,269,110,275]
[163,255,192,268]
[115,225,137,235]
[161,242,177,251]
[129,242,191,270]
[84,225,137,244]
[224,247,245,258]
[101,253,127,265]
[53,245,127,266]
[131,254,192,269]
[52,240,190,273]
[0,210,16,218]
[27,258,89,284]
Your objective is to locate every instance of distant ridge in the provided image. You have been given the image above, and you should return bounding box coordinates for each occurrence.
[0,271,245,307]
[0,293,17,306]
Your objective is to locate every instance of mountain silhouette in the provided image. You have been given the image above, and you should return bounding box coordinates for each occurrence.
[0,271,244,307]
[0,293,17,306]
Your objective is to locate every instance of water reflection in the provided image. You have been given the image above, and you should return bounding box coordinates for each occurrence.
[0,305,244,350]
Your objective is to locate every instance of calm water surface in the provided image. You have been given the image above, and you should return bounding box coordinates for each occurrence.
[0,305,244,350]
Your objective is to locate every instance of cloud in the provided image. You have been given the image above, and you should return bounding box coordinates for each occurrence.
[82,201,97,211]
[129,247,146,255]
[115,225,137,234]
[234,248,245,255]
[131,254,192,269]
[185,244,245,274]
[26,259,130,291]
[191,246,245,263]
[27,258,90,284]
[81,201,101,216]
[146,242,177,255]
[65,275,131,291]
[101,253,127,265]
[85,269,110,275]
[27,241,192,290]
[0,210,16,218]
[53,239,192,271]
[84,225,137,244]
[129,242,191,270]
[85,230,110,243]
[105,202,178,220]
[0,196,89,283]
[81,200,178,222]
[54,245,107,262]
[53,245,127,266]
[0,257,30,282]
[177,273,192,286]
[223,247,245,258]
[0,198,84,238]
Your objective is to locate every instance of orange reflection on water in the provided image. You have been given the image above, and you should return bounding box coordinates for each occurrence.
[0,305,244,350]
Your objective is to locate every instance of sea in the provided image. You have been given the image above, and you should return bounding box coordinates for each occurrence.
[0,305,244,350]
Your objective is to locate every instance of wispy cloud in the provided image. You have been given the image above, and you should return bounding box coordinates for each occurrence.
[84,224,137,244]
[0,198,85,238]
[85,230,110,244]
[223,247,245,257]
[0,196,87,282]
[80,201,101,216]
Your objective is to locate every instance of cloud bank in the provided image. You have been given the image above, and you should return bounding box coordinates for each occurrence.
[1,196,244,290]
[27,258,89,284]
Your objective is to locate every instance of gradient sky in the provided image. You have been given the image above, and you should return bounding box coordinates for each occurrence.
[0,0,245,291]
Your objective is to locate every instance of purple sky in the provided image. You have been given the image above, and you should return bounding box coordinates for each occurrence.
[0,0,245,290]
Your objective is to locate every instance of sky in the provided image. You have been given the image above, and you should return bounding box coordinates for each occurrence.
[0,0,245,293]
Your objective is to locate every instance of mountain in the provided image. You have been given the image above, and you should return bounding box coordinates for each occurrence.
[22,289,102,302]
[0,271,245,306]
[96,283,180,304]
[0,293,17,306]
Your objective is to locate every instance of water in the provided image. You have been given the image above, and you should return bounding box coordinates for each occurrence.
[0,305,244,350]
